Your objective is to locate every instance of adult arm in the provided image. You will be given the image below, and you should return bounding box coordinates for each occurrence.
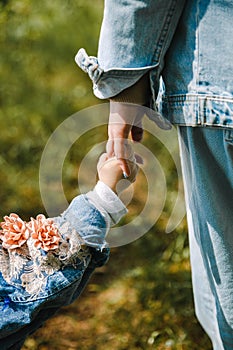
[76,1,186,174]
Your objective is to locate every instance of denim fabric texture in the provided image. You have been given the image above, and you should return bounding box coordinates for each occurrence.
[0,194,110,350]
[178,127,233,349]
[76,0,233,129]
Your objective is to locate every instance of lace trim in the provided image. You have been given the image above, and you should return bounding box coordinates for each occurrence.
[0,217,91,299]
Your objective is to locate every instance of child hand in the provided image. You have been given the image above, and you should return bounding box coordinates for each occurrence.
[97,145,139,194]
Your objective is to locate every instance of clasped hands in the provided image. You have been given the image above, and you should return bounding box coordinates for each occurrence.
[106,101,145,175]
[97,102,145,193]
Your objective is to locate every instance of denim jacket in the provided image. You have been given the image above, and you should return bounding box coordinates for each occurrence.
[76,0,233,129]
[0,181,127,349]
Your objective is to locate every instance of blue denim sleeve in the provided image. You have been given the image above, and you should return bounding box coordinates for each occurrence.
[55,194,109,251]
[76,0,185,102]
[0,193,111,349]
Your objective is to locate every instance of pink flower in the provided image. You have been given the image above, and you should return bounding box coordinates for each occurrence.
[0,213,29,249]
[29,214,60,251]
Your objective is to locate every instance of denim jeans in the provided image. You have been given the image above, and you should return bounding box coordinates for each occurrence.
[178,126,233,349]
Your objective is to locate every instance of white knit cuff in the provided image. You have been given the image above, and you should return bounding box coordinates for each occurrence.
[86,181,127,225]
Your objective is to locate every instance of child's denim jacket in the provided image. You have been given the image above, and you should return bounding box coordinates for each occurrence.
[76,0,233,130]
[0,182,127,349]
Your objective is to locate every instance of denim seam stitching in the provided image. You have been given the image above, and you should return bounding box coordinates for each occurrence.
[152,0,178,64]
[163,94,233,104]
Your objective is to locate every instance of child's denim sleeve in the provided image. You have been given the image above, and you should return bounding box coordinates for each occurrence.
[56,182,127,250]
[55,194,109,251]
[0,185,127,348]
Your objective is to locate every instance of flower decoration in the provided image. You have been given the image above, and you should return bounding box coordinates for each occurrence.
[0,213,90,298]
[0,213,30,250]
[0,213,61,252]
[28,214,61,251]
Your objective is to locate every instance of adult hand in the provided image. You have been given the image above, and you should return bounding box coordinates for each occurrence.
[106,101,145,176]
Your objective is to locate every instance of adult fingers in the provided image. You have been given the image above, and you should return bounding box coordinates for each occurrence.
[131,125,144,142]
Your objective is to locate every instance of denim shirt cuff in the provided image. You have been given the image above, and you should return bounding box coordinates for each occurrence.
[75,48,156,99]
[75,49,171,129]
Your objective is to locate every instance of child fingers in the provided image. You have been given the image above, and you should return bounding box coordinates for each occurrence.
[97,153,108,172]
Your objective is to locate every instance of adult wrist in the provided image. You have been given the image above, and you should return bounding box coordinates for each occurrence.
[110,72,150,105]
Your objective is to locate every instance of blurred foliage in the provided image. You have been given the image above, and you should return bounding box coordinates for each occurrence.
[0,1,212,349]
[0,0,103,217]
